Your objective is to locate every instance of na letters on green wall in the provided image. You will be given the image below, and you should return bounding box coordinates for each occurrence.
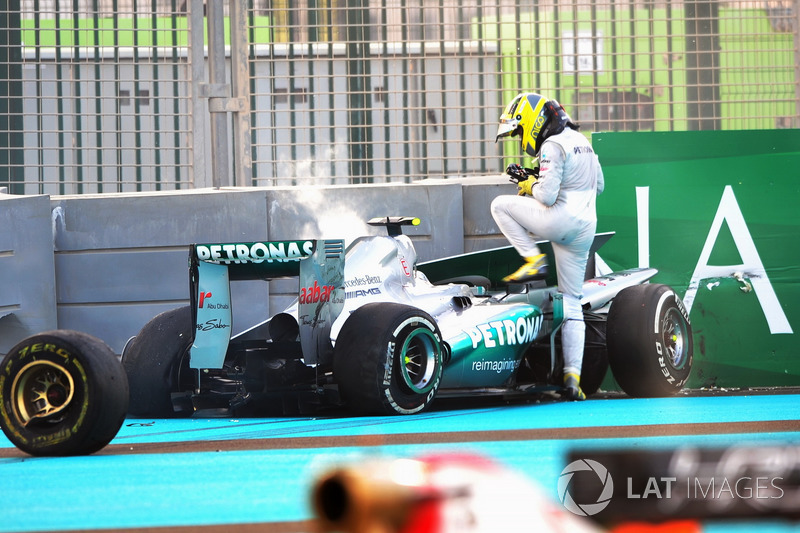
[593,130,800,388]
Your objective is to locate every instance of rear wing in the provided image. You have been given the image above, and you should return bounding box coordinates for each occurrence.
[188,239,345,369]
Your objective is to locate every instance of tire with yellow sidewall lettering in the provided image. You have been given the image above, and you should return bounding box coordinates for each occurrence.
[0,330,129,456]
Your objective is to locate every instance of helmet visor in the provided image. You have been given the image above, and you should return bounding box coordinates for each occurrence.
[495,119,521,142]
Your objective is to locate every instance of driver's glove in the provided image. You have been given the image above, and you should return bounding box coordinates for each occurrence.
[505,163,539,197]
[517,177,537,196]
[505,163,528,183]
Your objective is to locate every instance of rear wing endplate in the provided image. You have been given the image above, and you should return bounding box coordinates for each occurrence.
[188,239,345,369]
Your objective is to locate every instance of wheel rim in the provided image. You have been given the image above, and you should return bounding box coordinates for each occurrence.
[662,309,688,370]
[398,328,440,394]
[11,360,75,426]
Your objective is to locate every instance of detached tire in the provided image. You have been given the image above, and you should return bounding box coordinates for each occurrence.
[0,330,129,456]
[607,284,693,397]
[122,306,193,417]
[334,303,444,415]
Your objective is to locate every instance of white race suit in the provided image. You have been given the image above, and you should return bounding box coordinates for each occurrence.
[490,127,604,376]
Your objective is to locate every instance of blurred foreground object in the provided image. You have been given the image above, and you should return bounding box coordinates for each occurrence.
[311,452,604,533]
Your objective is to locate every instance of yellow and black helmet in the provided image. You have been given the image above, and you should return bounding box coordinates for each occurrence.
[495,93,573,157]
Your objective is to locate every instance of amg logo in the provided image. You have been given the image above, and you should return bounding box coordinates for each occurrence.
[346,287,381,299]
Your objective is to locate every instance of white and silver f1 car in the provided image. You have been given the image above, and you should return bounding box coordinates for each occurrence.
[122,216,692,417]
[0,216,692,455]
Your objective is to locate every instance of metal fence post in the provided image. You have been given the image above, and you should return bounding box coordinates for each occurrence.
[230,0,253,188]
[190,0,251,189]
[206,0,232,188]
[189,0,209,189]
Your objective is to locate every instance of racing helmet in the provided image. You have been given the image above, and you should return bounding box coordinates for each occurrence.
[495,93,573,157]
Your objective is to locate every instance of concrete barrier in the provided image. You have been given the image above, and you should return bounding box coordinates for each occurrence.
[0,193,57,353]
[1,179,511,355]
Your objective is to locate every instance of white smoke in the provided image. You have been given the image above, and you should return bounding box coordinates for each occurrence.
[271,143,373,246]
[289,186,372,246]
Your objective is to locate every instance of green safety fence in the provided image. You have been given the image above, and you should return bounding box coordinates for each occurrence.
[593,129,800,389]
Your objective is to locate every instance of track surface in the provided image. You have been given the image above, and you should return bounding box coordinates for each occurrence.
[2,391,799,533]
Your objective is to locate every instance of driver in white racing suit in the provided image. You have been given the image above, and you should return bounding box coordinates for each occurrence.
[491,93,604,401]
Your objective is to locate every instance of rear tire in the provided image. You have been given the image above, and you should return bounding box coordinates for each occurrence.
[607,284,693,397]
[334,303,444,415]
[122,306,193,417]
[0,330,129,456]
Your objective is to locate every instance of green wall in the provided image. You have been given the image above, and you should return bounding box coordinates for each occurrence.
[593,129,800,388]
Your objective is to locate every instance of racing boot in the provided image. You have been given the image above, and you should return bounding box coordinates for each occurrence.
[563,372,586,401]
[502,254,548,283]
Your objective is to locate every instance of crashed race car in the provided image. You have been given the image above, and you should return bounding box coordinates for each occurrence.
[0,216,692,455]
[121,216,693,418]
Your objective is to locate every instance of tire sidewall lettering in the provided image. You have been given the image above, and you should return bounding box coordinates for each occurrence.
[651,289,691,385]
[426,387,436,404]
[653,290,672,334]
[0,373,19,442]
[1,344,91,448]
[382,341,394,386]
[382,315,443,415]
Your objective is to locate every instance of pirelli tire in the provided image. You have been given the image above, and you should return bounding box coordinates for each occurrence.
[607,284,693,398]
[122,306,193,417]
[0,330,129,456]
[334,303,444,415]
